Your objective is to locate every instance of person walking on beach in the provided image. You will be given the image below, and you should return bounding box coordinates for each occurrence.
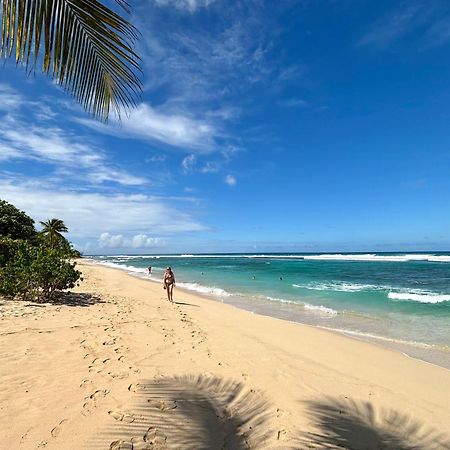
[163,267,175,302]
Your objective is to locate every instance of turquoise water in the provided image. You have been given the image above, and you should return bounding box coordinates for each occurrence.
[90,253,450,367]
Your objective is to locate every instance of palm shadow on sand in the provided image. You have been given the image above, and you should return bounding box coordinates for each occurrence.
[85,374,274,449]
[295,396,450,450]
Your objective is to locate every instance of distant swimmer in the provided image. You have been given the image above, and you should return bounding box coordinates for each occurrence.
[279,277,283,280]
[163,267,176,302]
[148,266,152,274]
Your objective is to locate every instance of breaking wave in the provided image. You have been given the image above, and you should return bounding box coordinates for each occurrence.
[388,292,450,304]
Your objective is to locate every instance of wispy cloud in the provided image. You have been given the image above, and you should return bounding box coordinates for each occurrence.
[136,4,282,109]
[278,98,309,108]
[358,0,450,48]
[77,103,217,152]
[153,0,216,13]
[182,154,196,173]
[0,84,151,186]
[0,84,23,110]
[0,114,146,186]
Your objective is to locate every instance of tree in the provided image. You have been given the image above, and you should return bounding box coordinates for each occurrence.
[0,0,142,121]
[40,218,69,247]
[0,240,82,301]
[0,199,36,240]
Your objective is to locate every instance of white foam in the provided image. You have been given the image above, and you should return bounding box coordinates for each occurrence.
[301,254,449,262]
[95,261,147,275]
[125,253,450,263]
[264,296,338,315]
[293,282,379,292]
[321,327,434,349]
[177,282,232,298]
[304,303,338,315]
[388,292,450,303]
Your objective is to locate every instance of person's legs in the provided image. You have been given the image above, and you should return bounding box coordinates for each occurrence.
[165,283,171,301]
[168,284,174,302]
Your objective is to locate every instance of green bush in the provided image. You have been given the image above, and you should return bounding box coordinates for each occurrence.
[0,240,82,301]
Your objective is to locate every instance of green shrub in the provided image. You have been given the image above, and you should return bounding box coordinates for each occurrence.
[0,240,82,301]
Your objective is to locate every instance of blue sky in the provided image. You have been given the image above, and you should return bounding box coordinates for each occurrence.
[1,0,450,254]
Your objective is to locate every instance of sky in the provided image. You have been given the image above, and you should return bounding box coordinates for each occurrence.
[1,0,450,254]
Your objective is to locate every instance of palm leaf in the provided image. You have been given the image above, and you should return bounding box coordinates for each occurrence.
[0,0,142,121]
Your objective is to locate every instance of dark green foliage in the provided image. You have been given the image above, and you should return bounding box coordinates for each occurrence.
[0,200,83,301]
[0,199,36,240]
[0,239,82,301]
[69,247,83,258]
[0,236,20,267]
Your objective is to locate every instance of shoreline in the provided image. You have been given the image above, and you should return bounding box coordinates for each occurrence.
[91,258,450,371]
[1,259,449,449]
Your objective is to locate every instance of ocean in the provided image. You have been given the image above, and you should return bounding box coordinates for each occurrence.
[89,252,450,369]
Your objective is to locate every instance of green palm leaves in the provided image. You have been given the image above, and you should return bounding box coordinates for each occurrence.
[1,0,142,120]
[40,218,68,246]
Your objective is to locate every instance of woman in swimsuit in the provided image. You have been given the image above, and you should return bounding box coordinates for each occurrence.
[163,267,175,302]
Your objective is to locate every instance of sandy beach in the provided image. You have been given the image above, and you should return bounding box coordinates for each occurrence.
[1,259,449,449]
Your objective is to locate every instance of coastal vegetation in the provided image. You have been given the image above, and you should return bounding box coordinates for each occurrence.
[0,199,82,301]
[0,0,142,120]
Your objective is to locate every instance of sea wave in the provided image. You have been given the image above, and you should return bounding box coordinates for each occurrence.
[301,254,450,262]
[304,303,338,315]
[264,296,338,315]
[95,261,147,274]
[293,282,380,292]
[176,282,232,298]
[388,292,450,304]
[109,253,450,262]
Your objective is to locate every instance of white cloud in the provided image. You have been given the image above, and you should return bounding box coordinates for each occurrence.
[225,174,236,186]
[279,98,309,108]
[138,12,274,107]
[0,114,146,186]
[0,179,209,241]
[0,84,23,110]
[78,103,217,152]
[154,0,216,13]
[99,232,163,249]
[357,1,443,48]
[182,154,196,173]
[199,161,220,173]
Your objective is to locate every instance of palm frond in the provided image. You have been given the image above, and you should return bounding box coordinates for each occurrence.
[1,0,142,121]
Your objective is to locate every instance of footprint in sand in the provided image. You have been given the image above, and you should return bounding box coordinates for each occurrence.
[143,427,167,446]
[128,383,141,392]
[108,410,136,423]
[79,379,93,388]
[107,371,129,379]
[109,441,133,450]
[147,399,177,412]
[82,389,109,415]
[50,419,68,437]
